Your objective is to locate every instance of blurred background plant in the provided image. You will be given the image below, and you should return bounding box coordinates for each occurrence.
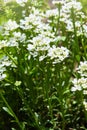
[0,0,87,25]
[79,0,87,13]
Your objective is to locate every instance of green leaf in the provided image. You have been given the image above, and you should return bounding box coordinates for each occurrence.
[63,89,70,95]
[2,107,14,118]
[21,122,27,130]
[76,55,80,62]
[11,128,16,130]
[51,95,58,100]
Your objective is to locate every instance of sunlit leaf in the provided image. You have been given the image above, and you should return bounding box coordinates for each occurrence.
[2,107,14,117]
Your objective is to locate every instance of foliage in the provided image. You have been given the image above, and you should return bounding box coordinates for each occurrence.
[79,0,87,14]
[0,0,87,130]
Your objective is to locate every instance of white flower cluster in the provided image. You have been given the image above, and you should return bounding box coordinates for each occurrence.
[48,45,69,64]
[0,31,26,48]
[16,6,69,63]
[20,7,43,29]
[13,32,26,42]
[46,0,83,19]
[71,61,87,110]
[0,56,12,81]
[3,19,19,36]
[76,61,87,77]
[0,40,8,49]
[27,34,69,63]
[0,63,6,81]
[71,77,87,92]
[71,61,87,92]
[46,8,58,18]
[0,1,70,64]
[16,0,28,6]
[45,0,86,36]
[52,0,82,11]
[19,7,54,38]
[83,24,87,38]
[4,19,19,31]
[27,34,51,59]
[83,100,87,111]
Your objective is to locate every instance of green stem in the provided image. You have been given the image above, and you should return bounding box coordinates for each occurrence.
[71,8,79,53]
[16,86,40,129]
[56,64,66,130]
[0,92,23,130]
[56,3,61,35]
[3,49,17,66]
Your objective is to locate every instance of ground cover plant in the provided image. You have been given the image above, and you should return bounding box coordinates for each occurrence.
[0,0,87,129]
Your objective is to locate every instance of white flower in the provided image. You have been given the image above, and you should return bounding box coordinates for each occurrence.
[16,0,27,6]
[64,0,82,12]
[83,24,87,37]
[27,44,34,51]
[47,45,69,64]
[0,65,6,74]
[66,20,73,31]
[15,81,22,86]
[20,8,43,30]
[83,100,87,110]
[83,90,87,95]
[4,0,13,3]
[7,38,18,47]
[20,14,42,30]
[28,34,51,52]
[0,38,18,48]
[52,0,65,5]
[39,55,46,61]
[4,20,19,31]
[0,74,6,81]
[71,77,87,92]
[3,31,9,36]
[13,32,26,42]
[76,61,87,77]
[46,8,58,18]
[0,56,12,67]
[41,30,55,38]
[71,86,81,92]
[75,21,81,28]
[27,34,52,59]
[0,40,8,49]
[36,23,52,34]
[71,78,81,92]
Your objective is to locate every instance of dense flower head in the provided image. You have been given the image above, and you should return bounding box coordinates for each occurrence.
[71,61,87,92]
[64,0,82,11]
[27,33,69,63]
[19,8,43,30]
[71,77,87,92]
[4,19,19,31]
[76,61,87,77]
[27,34,51,58]
[47,45,69,64]
[13,32,26,42]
